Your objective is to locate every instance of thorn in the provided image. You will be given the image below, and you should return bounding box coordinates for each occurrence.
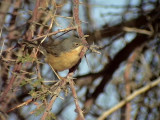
[89,43,102,54]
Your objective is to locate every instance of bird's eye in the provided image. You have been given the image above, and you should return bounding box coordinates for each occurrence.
[75,43,79,46]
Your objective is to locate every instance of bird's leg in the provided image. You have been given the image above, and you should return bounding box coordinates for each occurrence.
[49,65,62,80]
[49,66,70,96]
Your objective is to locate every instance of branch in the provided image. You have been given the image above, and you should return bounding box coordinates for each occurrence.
[123,26,153,36]
[26,0,40,40]
[41,80,67,120]
[81,6,160,115]
[87,7,160,43]
[31,26,77,41]
[98,77,160,120]
[60,0,90,119]
[72,0,88,58]
[69,77,84,120]
[0,63,22,103]
[83,34,149,114]
[124,50,140,120]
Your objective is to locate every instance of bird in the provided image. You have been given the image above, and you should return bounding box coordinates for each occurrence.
[23,36,87,79]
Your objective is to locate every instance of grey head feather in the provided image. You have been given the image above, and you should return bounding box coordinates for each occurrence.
[43,37,82,56]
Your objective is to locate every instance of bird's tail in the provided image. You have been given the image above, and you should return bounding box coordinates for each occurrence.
[22,41,47,55]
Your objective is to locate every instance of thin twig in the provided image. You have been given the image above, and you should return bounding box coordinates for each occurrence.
[0,27,5,56]
[41,80,67,120]
[89,43,101,54]
[123,26,153,36]
[31,26,77,41]
[98,77,160,120]
[68,74,84,120]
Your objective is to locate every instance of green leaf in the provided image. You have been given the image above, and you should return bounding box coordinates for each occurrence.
[46,112,56,120]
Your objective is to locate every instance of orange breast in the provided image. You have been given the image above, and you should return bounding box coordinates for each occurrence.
[45,46,84,71]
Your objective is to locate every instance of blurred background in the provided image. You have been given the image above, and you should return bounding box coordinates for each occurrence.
[0,0,160,120]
